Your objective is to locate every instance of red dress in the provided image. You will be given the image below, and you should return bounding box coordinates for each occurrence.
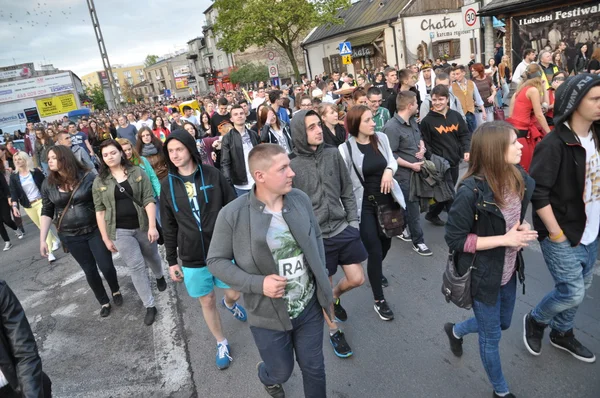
[506,87,545,172]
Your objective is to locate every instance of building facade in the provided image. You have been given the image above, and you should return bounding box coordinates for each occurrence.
[144,52,192,101]
[80,64,145,103]
[234,42,307,85]
[201,4,236,92]
[187,37,210,95]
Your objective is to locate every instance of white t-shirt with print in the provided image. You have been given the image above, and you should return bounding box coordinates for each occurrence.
[580,132,600,245]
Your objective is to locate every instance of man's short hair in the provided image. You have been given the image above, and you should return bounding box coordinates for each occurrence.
[248,143,286,175]
[367,87,382,98]
[398,68,412,83]
[182,105,192,112]
[238,98,248,106]
[396,91,417,111]
[384,67,396,78]
[68,121,76,127]
[452,65,466,73]
[217,98,228,106]
[230,104,244,114]
[172,109,180,114]
[431,84,450,99]
[435,72,450,83]
[56,131,70,141]
[268,90,282,104]
[332,70,340,75]
[523,48,536,58]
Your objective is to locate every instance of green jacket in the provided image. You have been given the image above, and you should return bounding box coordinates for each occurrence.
[92,165,155,240]
[139,156,161,197]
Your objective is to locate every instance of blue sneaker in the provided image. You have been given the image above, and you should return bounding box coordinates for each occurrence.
[222,298,247,322]
[216,343,232,370]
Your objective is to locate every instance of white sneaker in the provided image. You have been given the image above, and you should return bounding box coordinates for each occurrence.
[48,252,56,262]
[3,242,13,251]
[397,228,411,242]
[15,230,24,239]
[51,240,61,252]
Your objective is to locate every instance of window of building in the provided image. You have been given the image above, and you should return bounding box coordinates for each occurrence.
[126,77,134,85]
[136,69,143,76]
[113,72,119,80]
[217,55,223,69]
[432,39,461,60]
[124,71,132,78]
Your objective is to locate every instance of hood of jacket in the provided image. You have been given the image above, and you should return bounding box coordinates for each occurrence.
[291,109,324,157]
[162,130,202,172]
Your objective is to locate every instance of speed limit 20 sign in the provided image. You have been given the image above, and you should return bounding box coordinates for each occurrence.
[461,3,480,30]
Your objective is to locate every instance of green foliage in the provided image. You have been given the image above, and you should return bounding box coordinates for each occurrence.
[84,84,107,110]
[121,81,136,104]
[144,54,159,68]
[230,63,269,85]
[213,0,350,80]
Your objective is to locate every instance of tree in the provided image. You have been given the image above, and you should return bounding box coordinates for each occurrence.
[213,0,350,81]
[144,54,159,68]
[84,84,107,110]
[121,81,136,104]
[230,63,269,86]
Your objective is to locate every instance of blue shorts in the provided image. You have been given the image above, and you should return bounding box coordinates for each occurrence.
[181,266,230,298]
[324,225,368,276]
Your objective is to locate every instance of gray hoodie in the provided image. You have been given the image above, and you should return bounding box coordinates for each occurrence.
[289,110,359,238]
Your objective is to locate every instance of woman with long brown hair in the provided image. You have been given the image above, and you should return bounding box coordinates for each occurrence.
[587,47,600,74]
[498,55,512,107]
[471,63,497,125]
[444,121,537,398]
[34,128,53,175]
[135,126,167,180]
[40,145,120,317]
[338,105,405,322]
[507,63,551,171]
[257,105,293,153]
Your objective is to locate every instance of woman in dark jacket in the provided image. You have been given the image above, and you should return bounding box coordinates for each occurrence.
[443,122,538,398]
[40,146,120,318]
[573,43,589,75]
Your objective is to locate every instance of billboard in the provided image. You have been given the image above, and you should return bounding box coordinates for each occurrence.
[0,63,34,80]
[35,93,78,117]
[175,77,189,89]
[0,72,73,104]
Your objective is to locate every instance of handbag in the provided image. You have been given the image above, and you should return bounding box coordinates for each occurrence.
[115,181,164,245]
[345,141,404,238]
[54,172,91,253]
[441,251,475,309]
[493,106,505,121]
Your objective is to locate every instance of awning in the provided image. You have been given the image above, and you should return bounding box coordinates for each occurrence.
[345,30,383,47]
[479,0,563,16]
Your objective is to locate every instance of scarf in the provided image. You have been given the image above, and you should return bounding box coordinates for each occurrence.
[141,143,158,156]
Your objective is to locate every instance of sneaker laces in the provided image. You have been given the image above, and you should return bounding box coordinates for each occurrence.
[217,344,232,361]
[232,305,244,319]
[416,243,429,251]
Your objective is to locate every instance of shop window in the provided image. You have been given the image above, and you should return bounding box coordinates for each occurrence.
[322,57,331,76]
[432,39,461,60]
[329,54,347,74]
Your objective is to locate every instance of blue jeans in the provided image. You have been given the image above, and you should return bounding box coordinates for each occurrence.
[250,296,326,397]
[235,187,250,197]
[454,274,517,395]
[531,236,598,332]
[398,178,424,245]
[465,112,477,135]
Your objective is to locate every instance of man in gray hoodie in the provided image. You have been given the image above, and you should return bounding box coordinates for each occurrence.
[207,143,333,398]
[289,109,366,359]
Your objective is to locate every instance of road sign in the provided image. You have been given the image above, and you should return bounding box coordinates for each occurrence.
[342,55,352,65]
[267,51,275,61]
[429,32,435,39]
[164,89,171,97]
[339,42,352,55]
[271,77,280,87]
[268,63,279,78]
[461,3,480,30]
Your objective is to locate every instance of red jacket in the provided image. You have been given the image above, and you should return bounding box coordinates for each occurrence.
[24,135,35,156]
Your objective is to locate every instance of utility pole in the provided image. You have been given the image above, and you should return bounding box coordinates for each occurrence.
[86,0,120,110]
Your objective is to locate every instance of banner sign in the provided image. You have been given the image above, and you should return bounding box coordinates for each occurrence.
[0,63,34,80]
[35,93,78,117]
[512,2,600,70]
[175,77,189,89]
[0,72,73,104]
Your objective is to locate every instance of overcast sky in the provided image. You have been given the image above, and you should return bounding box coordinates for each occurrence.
[0,0,213,77]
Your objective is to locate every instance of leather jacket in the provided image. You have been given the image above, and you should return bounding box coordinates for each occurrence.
[41,172,97,236]
[220,127,260,185]
[0,280,44,398]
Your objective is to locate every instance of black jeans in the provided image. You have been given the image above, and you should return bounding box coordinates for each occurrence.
[0,371,52,397]
[427,165,459,218]
[59,228,119,306]
[360,200,391,301]
[0,199,18,242]
[250,296,326,397]
[398,179,424,245]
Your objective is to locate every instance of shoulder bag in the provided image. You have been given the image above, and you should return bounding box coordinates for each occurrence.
[115,180,164,245]
[345,141,404,238]
[54,172,91,253]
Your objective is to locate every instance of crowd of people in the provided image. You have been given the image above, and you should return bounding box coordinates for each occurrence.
[1,55,599,398]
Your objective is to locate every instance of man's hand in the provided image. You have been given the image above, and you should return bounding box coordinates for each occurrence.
[169,264,184,282]
[12,206,20,218]
[263,274,287,298]
[464,153,470,162]
[411,161,424,172]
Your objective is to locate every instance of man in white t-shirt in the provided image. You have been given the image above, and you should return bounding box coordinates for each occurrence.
[513,48,538,85]
[525,74,600,364]
[251,87,266,109]
[136,110,154,130]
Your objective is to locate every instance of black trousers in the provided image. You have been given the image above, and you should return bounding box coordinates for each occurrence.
[0,199,18,242]
[360,200,392,301]
[0,371,52,397]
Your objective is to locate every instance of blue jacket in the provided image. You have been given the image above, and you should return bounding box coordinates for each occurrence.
[139,156,161,197]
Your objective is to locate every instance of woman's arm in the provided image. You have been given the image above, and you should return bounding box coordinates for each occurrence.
[527,87,551,134]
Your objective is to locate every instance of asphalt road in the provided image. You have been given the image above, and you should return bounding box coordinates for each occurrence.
[2,208,599,397]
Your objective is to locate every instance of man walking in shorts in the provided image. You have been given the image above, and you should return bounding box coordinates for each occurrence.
[290,109,367,358]
[160,130,247,370]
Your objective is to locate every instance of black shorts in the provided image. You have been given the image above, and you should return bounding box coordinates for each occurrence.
[324,225,368,276]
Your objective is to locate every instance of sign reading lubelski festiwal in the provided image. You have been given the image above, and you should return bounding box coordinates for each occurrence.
[512,2,600,71]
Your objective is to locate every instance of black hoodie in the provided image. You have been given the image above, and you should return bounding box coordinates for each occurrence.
[420,108,470,167]
[160,130,236,268]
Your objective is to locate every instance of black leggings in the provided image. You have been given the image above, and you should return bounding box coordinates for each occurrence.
[0,199,18,242]
[359,201,391,301]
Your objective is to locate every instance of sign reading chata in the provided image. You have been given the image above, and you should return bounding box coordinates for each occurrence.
[35,93,78,117]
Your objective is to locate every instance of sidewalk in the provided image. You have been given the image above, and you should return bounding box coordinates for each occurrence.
[1,221,195,398]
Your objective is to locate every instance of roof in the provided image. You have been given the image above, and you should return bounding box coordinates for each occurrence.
[479,0,564,16]
[303,0,410,46]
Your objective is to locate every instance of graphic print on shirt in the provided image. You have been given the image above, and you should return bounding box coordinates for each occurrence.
[185,180,202,229]
[266,212,315,318]
[584,146,600,204]
[435,124,459,134]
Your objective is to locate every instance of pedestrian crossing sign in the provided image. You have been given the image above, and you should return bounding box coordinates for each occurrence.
[342,55,352,65]
[339,41,352,55]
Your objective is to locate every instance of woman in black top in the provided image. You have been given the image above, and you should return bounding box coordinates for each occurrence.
[573,43,589,74]
[319,103,347,147]
[339,105,405,322]
[0,158,23,251]
[40,146,120,318]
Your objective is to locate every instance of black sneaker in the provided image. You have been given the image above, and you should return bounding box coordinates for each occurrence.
[381,275,389,288]
[523,312,546,356]
[412,243,433,256]
[156,277,167,292]
[100,304,111,317]
[374,300,394,321]
[493,392,515,398]
[112,292,123,306]
[444,323,463,357]
[333,298,347,322]
[397,228,411,242]
[330,330,353,358]
[549,329,596,363]
[425,213,446,226]
[257,362,285,398]
[144,307,157,325]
